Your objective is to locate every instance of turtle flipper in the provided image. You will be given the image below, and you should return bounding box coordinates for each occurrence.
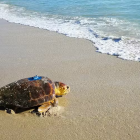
[37,98,59,117]
[38,102,52,117]
[5,108,15,114]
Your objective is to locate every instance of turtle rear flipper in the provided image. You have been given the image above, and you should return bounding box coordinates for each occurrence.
[5,108,16,114]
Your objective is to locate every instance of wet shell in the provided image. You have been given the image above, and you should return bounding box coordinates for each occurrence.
[0,76,55,108]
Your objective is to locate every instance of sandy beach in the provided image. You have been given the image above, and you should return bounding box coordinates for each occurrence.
[0,19,140,140]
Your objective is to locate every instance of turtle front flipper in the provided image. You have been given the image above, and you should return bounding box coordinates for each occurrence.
[38,102,52,117]
[37,98,58,117]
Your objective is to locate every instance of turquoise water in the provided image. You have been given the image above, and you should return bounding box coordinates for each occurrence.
[0,0,140,61]
[2,0,140,20]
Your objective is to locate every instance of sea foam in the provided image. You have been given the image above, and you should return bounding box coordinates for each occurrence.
[0,3,140,61]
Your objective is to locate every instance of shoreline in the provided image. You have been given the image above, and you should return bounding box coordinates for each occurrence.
[0,19,140,140]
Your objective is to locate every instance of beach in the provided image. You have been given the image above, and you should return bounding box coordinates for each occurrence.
[0,19,140,140]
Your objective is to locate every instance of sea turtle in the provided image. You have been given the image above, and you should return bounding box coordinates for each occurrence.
[0,75,70,116]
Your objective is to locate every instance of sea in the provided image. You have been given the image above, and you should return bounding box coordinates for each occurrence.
[0,0,140,61]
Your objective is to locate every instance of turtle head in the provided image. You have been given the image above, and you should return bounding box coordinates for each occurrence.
[54,82,70,97]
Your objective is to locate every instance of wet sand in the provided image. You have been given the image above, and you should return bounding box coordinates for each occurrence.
[0,19,140,140]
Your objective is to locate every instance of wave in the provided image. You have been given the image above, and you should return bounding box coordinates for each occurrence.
[0,3,140,61]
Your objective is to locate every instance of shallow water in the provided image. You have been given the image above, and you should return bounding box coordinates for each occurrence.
[0,0,140,61]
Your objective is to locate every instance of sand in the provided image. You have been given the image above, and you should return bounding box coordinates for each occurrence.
[0,19,140,140]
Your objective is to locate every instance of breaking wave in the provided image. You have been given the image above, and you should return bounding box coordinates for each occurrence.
[0,3,140,61]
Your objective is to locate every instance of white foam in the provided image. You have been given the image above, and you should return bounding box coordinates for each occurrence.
[0,3,140,61]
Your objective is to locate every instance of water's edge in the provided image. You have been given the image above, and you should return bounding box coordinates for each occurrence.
[0,3,140,62]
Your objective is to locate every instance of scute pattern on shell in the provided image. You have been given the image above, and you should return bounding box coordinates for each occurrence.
[0,76,55,108]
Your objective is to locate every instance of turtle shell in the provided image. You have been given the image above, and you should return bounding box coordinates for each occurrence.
[0,76,55,108]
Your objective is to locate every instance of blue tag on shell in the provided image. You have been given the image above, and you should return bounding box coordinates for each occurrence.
[28,75,42,81]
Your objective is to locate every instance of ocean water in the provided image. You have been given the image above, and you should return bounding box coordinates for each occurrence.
[0,0,140,61]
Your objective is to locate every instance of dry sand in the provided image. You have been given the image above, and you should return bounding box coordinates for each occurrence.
[0,19,140,140]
